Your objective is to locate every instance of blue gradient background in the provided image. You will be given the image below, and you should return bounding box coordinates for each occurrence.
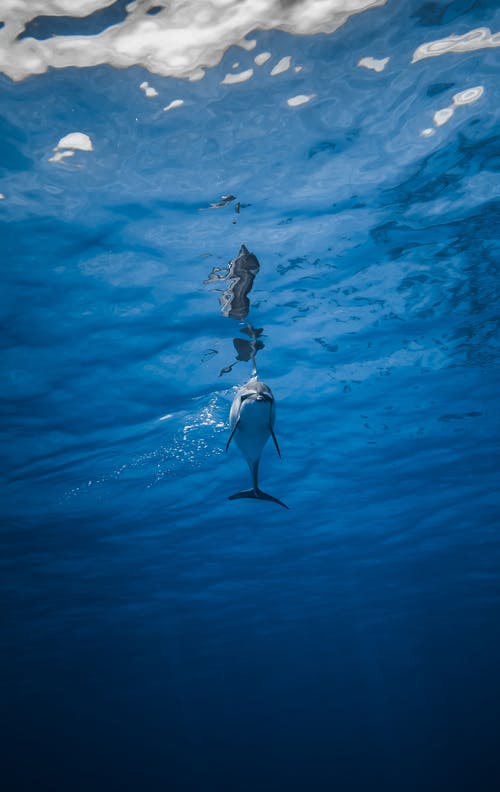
[1,1,500,789]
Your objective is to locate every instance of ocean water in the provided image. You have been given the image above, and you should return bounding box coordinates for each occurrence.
[1,1,500,789]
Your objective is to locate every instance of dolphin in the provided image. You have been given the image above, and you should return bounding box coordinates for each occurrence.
[226,376,288,509]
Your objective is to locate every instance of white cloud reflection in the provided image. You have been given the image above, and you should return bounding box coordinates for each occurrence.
[412,27,500,63]
[0,0,387,82]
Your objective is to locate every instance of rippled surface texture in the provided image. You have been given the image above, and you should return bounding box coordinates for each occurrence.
[1,1,500,789]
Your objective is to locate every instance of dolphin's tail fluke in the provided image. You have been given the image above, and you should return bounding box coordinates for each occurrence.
[228,488,289,510]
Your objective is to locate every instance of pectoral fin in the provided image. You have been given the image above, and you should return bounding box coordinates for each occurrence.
[270,426,281,458]
[226,420,239,452]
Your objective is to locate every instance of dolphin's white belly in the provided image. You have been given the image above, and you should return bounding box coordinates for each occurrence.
[225,376,287,508]
[234,398,272,462]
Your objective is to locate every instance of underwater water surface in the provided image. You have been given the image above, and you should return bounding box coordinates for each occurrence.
[1,0,500,789]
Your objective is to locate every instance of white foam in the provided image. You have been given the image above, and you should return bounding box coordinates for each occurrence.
[0,193,5,199]
[56,132,93,150]
[0,0,387,82]
[433,106,454,127]
[420,128,435,137]
[237,38,257,52]
[163,99,184,112]
[254,52,271,66]
[426,84,484,134]
[453,85,484,105]
[270,55,291,76]
[48,131,93,163]
[412,27,500,63]
[287,94,315,107]
[48,149,75,163]
[357,56,389,72]
[221,68,253,85]
[140,80,158,97]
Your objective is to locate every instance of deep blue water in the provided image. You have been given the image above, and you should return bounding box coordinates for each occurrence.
[1,1,500,790]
